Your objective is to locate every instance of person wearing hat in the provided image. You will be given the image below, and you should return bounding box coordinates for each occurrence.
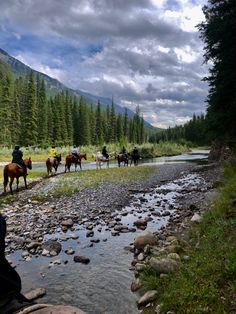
[71,144,79,160]
[50,144,57,157]
[12,145,27,174]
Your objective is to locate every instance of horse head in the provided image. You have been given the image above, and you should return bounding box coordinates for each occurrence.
[24,157,32,170]
[56,154,62,163]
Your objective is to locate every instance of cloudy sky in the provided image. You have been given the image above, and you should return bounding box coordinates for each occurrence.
[0,0,209,128]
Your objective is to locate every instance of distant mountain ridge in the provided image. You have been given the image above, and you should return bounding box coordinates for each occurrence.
[0,47,154,127]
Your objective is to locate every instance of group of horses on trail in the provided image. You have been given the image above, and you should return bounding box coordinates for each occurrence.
[46,152,87,175]
[3,149,140,194]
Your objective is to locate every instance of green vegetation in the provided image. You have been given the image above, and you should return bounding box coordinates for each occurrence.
[151,114,208,147]
[0,142,190,163]
[34,166,154,199]
[198,0,236,146]
[0,61,146,147]
[141,165,236,313]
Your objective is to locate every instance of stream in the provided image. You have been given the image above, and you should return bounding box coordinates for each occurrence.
[6,150,209,314]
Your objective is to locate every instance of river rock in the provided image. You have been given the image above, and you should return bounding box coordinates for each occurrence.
[27,241,42,250]
[74,255,90,264]
[42,240,62,256]
[190,213,202,222]
[134,231,157,250]
[21,305,86,314]
[149,257,180,274]
[131,278,141,291]
[61,219,74,227]
[133,219,147,228]
[25,287,46,300]
[167,252,181,262]
[137,290,158,306]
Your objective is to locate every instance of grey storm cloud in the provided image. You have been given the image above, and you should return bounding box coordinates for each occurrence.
[0,0,209,128]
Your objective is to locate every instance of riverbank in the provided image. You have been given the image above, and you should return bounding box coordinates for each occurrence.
[135,164,236,313]
[0,160,223,313]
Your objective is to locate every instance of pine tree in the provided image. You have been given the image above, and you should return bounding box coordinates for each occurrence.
[0,73,13,145]
[95,101,103,145]
[198,0,236,144]
[37,78,48,145]
[22,71,38,145]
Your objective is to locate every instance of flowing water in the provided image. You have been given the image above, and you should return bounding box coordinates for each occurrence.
[7,150,209,314]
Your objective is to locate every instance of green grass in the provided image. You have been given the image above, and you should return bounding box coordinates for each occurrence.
[141,165,236,313]
[48,166,153,198]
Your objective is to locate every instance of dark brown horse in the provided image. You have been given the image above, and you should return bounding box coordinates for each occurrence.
[64,153,87,172]
[117,153,129,167]
[3,158,32,194]
[130,151,140,166]
[46,154,61,175]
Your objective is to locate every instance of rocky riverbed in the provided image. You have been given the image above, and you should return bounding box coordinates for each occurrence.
[0,161,223,314]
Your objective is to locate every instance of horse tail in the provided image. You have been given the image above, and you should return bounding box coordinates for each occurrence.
[3,166,9,191]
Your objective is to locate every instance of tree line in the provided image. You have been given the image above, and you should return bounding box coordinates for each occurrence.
[197,0,236,148]
[149,114,208,146]
[0,62,146,147]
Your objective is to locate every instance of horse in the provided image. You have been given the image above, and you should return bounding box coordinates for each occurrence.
[92,151,116,169]
[3,158,32,194]
[64,153,87,172]
[46,154,61,175]
[117,153,129,167]
[130,152,140,166]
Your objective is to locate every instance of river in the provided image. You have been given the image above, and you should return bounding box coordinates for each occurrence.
[7,150,209,314]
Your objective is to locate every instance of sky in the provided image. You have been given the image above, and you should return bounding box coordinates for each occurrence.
[0,0,209,129]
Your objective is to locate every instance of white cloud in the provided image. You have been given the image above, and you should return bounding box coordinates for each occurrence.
[1,0,209,128]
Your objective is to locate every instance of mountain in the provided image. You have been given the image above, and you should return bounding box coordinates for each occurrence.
[0,48,154,127]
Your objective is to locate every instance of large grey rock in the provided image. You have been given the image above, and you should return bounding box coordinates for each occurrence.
[24,288,46,300]
[42,240,62,256]
[134,231,157,250]
[16,304,86,314]
[137,290,158,306]
[149,257,180,274]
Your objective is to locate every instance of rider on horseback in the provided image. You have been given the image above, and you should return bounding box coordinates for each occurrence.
[120,146,127,154]
[71,145,79,161]
[102,146,109,160]
[12,145,27,175]
[50,144,60,163]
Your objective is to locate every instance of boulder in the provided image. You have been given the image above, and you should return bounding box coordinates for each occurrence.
[16,304,86,314]
[74,256,90,264]
[134,231,157,250]
[42,240,61,256]
[25,288,46,300]
[149,257,179,274]
[137,290,158,306]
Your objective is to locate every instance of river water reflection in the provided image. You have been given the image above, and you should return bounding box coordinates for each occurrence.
[21,149,209,173]
[8,150,209,314]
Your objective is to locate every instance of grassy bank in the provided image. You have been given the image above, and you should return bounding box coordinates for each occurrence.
[0,142,191,162]
[141,165,236,313]
[47,166,153,198]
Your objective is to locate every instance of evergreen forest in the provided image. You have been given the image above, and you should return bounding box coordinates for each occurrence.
[0,61,146,148]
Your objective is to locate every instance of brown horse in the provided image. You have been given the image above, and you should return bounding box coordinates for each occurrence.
[46,154,61,175]
[3,158,32,194]
[64,153,87,172]
[117,153,129,167]
[130,151,140,166]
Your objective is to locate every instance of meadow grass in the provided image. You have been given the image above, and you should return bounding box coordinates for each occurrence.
[0,142,191,162]
[48,166,153,198]
[141,165,236,313]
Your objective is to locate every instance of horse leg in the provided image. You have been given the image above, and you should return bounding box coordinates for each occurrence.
[23,175,27,189]
[9,178,14,194]
[3,170,8,193]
